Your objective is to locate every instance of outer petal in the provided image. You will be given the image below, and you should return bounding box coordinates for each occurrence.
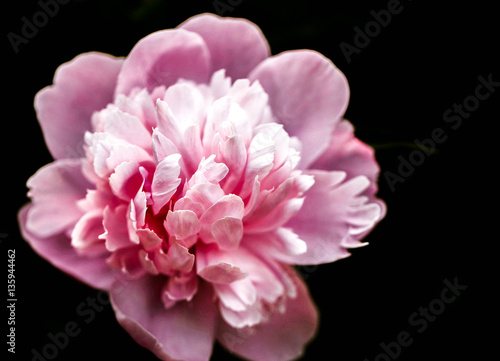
[179,13,270,81]
[18,205,116,290]
[34,52,123,159]
[249,50,349,169]
[286,171,383,265]
[25,159,91,238]
[218,267,318,361]
[309,120,387,234]
[115,29,211,97]
[311,119,381,196]
[110,276,217,361]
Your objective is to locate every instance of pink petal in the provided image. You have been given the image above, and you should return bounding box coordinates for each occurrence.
[163,82,206,133]
[182,124,205,174]
[115,29,211,97]
[218,134,246,193]
[156,99,182,144]
[311,119,381,196]
[156,98,206,175]
[218,267,318,361]
[115,88,158,131]
[106,246,145,280]
[25,159,91,238]
[99,106,152,150]
[243,227,307,264]
[164,210,201,241]
[199,194,244,248]
[210,217,244,250]
[151,128,180,164]
[249,50,350,168]
[100,205,139,252]
[161,272,198,307]
[188,155,229,187]
[165,243,195,274]
[207,247,286,328]
[227,78,273,127]
[130,173,148,229]
[105,143,152,177]
[243,177,293,223]
[18,204,117,290]
[109,161,144,201]
[70,209,107,256]
[110,276,217,361]
[179,183,226,215]
[196,244,248,284]
[198,262,247,284]
[136,228,163,251]
[243,197,304,234]
[239,131,276,199]
[34,52,123,159]
[153,243,195,275]
[178,13,270,80]
[214,277,257,313]
[85,132,151,179]
[138,249,159,275]
[203,96,249,149]
[218,299,263,329]
[151,154,182,214]
[286,170,384,265]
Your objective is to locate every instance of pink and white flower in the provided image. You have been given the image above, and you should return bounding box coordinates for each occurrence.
[19,13,386,361]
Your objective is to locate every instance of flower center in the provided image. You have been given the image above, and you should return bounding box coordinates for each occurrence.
[76,70,313,310]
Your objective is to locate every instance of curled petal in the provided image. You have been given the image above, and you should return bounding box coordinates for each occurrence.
[154,243,195,275]
[71,209,106,256]
[196,245,248,284]
[151,128,180,164]
[161,272,198,308]
[106,246,145,280]
[188,155,229,187]
[109,161,144,201]
[136,228,163,251]
[100,205,139,252]
[151,154,182,214]
[179,183,226,215]
[165,209,201,241]
[199,195,244,249]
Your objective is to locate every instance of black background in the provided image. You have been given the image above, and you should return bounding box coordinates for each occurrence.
[3,0,498,360]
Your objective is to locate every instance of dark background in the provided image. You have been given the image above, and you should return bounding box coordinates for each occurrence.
[3,0,497,360]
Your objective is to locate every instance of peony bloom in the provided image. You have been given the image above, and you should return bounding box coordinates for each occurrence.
[19,13,385,361]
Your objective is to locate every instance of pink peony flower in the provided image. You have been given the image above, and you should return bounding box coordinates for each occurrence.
[19,13,386,361]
